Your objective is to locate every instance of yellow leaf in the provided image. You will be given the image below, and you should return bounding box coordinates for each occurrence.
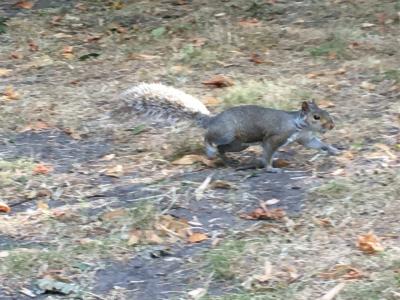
[2,85,20,100]
[357,232,384,254]
[105,165,124,177]
[187,232,208,243]
[172,154,214,167]
[0,68,12,77]
[37,200,49,211]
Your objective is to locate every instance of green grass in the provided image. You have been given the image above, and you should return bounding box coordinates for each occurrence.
[309,35,349,59]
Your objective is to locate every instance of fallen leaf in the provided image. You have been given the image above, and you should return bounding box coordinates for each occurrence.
[332,68,346,75]
[202,75,234,88]
[10,52,23,59]
[318,99,336,108]
[105,165,124,177]
[99,209,127,221]
[285,265,300,282]
[190,37,207,47]
[357,231,384,254]
[172,154,214,167]
[28,40,39,52]
[33,164,53,175]
[249,53,264,64]
[37,200,49,211]
[2,85,20,100]
[63,127,81,139]
[254,260,273,282]
[202,96,221,106]
[239,18,262,27]
[187,232,208,243]
[210,180,237,190]
[240,207,286,220]
[0,202,11,213]
[320,264,364,280]
[62,46,74,59]
[0,68,12,77]
[273,159,290,168]
[15,1,33,9]
[314,217,334,227]
[85,34,103,42]
[156,215,189,239]
[360,81,376,91]
[307,72,325,79]
[50,15,63,25]
[128,53,160,60]
[20,120,50,132]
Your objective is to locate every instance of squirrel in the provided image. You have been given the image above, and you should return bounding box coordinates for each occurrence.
[117,83,340,172]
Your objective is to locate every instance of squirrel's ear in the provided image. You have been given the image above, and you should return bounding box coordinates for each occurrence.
[301,101,309,112]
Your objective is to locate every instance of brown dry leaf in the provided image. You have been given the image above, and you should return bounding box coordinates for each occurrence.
[318,99,336,108]
[202,75,234,88]
[202,96,221,106]
[307,72,325,79]
[239,18,262,27]
[187,232,208,243]
[50,15,63,25]
[210,180,237,190]
[2,85,20,100]
[33,164,53,175]
[62,46,74,59]
[172,154,214,167]
[0,68,12,77]
[157,214,190,238]
[285,265,300,282]
[15,1,33,9]
[28,40,39,52]
[254,260,273,283]
[273,159,290,168]
[190,37,207,47]
[249,53,264,64]
[128,53,160,60]
[320,265,364,280]
[10,52,23,59]
[86,34,103,42]
[37,200,49,211]
[63,127,81,140]
[314,217,334,227]
[240,207,286,220]
[99,209,127,221]
[332,68,346,75]
[144,230,164,244]
[127,229,141,245]
[0,202,11,214]
[105,165,124,177]
[357,232,384,254]
[20,121,50,132]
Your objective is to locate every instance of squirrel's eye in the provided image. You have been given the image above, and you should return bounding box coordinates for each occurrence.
[313,115,320,120]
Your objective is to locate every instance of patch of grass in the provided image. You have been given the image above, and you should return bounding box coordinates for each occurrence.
[221,80,298,110]
[373,69,400,84]
[205,239,246,280]
[175,44,218,66]
[0,159,36,188]
[309,179,352,200]
[0,17,7,34]
[309,35,348,59]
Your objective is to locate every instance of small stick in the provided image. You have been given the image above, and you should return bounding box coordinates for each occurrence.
[318,282,346,300]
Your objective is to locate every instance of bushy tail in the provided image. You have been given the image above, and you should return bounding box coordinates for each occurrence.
[117,83,211,127]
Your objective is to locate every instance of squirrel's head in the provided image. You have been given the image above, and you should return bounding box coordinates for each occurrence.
[301,100,335,133]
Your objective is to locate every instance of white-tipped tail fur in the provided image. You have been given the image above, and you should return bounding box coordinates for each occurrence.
[118,83,210,123]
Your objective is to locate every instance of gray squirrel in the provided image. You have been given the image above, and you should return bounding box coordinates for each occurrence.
[118,83,340,172]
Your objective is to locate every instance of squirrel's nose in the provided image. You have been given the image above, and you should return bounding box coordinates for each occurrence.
[324,122,334,130]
